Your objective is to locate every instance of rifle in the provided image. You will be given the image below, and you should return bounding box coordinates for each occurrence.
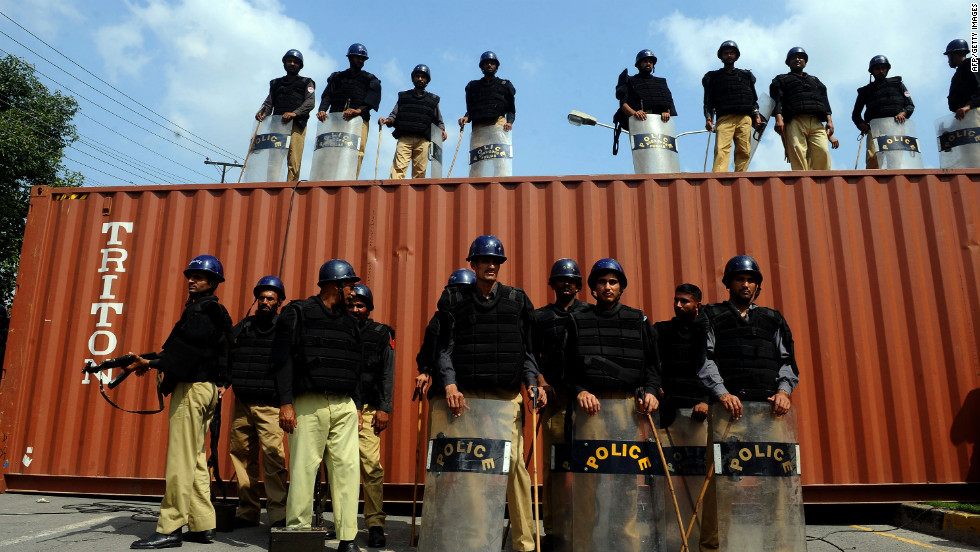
[82,353,164,414]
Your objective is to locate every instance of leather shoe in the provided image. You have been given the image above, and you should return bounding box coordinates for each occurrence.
[131,531,182,549]
[233,517,259,529]
[540,533,555,552]
[270,519,286,528]
[337,541,360,552]
[184,529,215,544]
[324,523,336,540]
[367,526,386,547]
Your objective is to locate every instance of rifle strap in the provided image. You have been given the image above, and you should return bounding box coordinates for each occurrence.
[96,372,165,415]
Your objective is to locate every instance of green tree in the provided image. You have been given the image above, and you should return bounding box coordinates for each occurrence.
[0,54,82,305]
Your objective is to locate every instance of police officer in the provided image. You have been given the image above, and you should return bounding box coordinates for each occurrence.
[317,44,382,178]
[227,276,289,528]
[771,47,834,170]
[415,269,475,395]
[273,260,364,552]
[944,39,980,120]
[703,41,762,172]
[256,49,315,182]
[617,49,677,125]
[435,236,545,552]
[655,283,709,423]
[458,51,516,132]
[347,284,394,548]
[128,255,233,549]
[851,55,915,169]
[380,64,447,179]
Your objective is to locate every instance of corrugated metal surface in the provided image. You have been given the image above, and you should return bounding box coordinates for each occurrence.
[1,169,978,502]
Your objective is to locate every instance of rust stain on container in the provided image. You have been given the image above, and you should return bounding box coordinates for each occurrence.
[1,169,978,502]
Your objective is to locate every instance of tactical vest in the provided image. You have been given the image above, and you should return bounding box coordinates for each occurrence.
[271,76,312,119]
[573,304,646,392]
[159,295,229,385]
[294,298,362,396]
[628,75,673,114]
[859,77,907,120]
[706,69,756,116]
[359,319,393,406]
[230,315,279,403]
[393,91,439,139]
[775,73,828,119]
[448,285,526,390]
[533,300,588,384]
[948,59,979,112]
[654,318,705,407]
[467,78,510,122]
[327,70,374,112]
[703,303,782,399]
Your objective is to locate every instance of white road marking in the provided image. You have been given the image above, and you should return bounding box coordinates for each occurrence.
[0,514,118,548]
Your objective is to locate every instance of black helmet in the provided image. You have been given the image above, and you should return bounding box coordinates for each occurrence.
[184,254,225,283]
[944,39,970,55]
[282,49,304,68]
[347,43,369,59]
[549,258,582,284]
[317,259,360,286]
[717,40,740,60]
[479,51,499,68]
[868,55,890,72]
[351,283,374,311]
[635,49,657,68]
[785,46,808,65]
[448,269,476,287]
[253,275,285,300]
[466,235,507,262]
[722,255,763,287]
[587,258,627,291]
[412,64,431,80]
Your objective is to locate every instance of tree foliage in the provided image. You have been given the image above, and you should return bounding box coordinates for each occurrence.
[0,54,82,305]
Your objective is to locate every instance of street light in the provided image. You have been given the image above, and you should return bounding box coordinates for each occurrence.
[567,110,624,133]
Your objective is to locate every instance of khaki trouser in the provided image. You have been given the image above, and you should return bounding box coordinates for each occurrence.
[228,398,288,524]
[285,392,359,541]
[785,114,830,170]
[157,382,218,534]
[712,114,753,172]
[865,135,879,169]
[287,121,307,181]
[540,391,567,535]
[355,119,369,178]
[390,135,430,179]
[358,406,387,528]
[472,115,507,130]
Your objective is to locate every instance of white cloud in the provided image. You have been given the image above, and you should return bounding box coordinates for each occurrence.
[0,0,82,39]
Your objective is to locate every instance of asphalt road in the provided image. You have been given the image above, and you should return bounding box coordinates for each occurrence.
[0,493,977,551]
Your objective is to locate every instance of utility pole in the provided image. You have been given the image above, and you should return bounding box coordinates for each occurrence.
[204,158,244,183]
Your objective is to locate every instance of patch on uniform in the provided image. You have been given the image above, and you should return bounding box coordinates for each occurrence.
[427,437,511,474]
[713,441,800,477]
[308,86,315,93]
[904,90,911,97]
[389,335,395,349]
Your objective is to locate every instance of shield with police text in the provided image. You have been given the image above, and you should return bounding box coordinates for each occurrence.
[308,113,362,181]
[240,116,291,183]
[936,110,980,168]
[869,117,924,169]
[660,407,708,551]
[630,117,680,174]
[468,124,513,177]
[748,93,776,168]
[567,395,666,551]
[428,123,444,178]
[418,398,513,552]
[709,401,805,552]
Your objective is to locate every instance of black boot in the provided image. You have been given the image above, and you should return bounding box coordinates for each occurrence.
[367,526,386,547]
[337,541,360,552]
[184,529,215,543]
[131,531,182,549]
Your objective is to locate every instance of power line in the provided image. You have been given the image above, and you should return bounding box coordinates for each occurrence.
[64,156,140,186]
[69,146,167,185]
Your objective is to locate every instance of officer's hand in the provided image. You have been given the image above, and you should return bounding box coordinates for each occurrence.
[895,112,907,123]
[442,129,448,141]
[691,402,709,421]
[829,136,840,149]
[768,390,792,417]
[458,116,468,129]
[637,393,658,414]
[774,116,785,136]
[661,112,670,122]
[445,384,468,417]
[503,122,513,131]
[373,410,390,434]
[415,372,431,395]
[705,119,714,132]
[542,384,557,404]
[858,123,870,134]
[956,106,972,120]
[255,112,266,122]
[529,386,547,411]
[825,120,834,137]
[358,410,364,431]
[281,112,296,122]
[754,114,763,130]
[216,385,226,400]
[316,111,327,122]
[577,391,600,416]
[632,110,647,121]
[343,108,362,121]
[279,404,298,433]
[719,393,743,420]
[125,352,150,376]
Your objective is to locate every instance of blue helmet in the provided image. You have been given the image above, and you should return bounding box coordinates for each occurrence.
[587,258,627,291]
[479,51,499,67]
[635,49,657,68]
[282,49,304,68]
[184,254,224,283]
[412,64,431,80]
[317,259,360,286]
[351,283,374,311]
[944,39,970,55]
[253,275,285,300]
[466,235,507,262]
[722,255,763,286]
[785,47,808,65]
[717,40,740,60]
[347,43,369,59]
[868,55,890,72]
[549,258,582,284]
[448,269,476,287]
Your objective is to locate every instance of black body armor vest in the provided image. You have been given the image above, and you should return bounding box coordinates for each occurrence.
[627,74,673,114]
[270,76,311,120]
[467,77,510,122]
[393,91,439,139]
[703,303,782,399]
[448,285,526,390]
[293,297,362,396]
[858,77,908,120]
[231,315,279,403]
[706,69,756,116]
[359,319,393,406]
[533,300,588,385]
[573,304,646,393]
[654,317,706,407]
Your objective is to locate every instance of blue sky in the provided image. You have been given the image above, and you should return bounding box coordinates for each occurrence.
[0,0,968,185]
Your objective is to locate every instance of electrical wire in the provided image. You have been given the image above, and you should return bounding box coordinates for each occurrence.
[0,502,158,523]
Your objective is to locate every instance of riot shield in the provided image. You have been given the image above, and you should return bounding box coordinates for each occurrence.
[630,117,680,174]
[428,123,444,178]
[936,110,980,168]
[660,407,708,551]
[308,113,362,181]
[468,124,513,177]
[417,398,513,552]
[709,401,805,552]
[869,117,924,169]
[748,93,776,168]
[568,395,665,552]
[240,116,291,183]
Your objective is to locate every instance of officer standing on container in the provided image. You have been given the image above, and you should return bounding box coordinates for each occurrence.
[256,50,315,182]
[771,47,834,170]
[435,235,545,552]
[851,55,915,169]
[227,276,289,528]
[317,44,382,178]
[616,49,677,125]
[944,39,980,120]
[458,52,516,132]
[532,258,588,551]
[655,283,709,421]
[273,260,364,552]
[347,284,395,548]
[380,64,447,179]
[128,255,233,549]
[703,41,762,172]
